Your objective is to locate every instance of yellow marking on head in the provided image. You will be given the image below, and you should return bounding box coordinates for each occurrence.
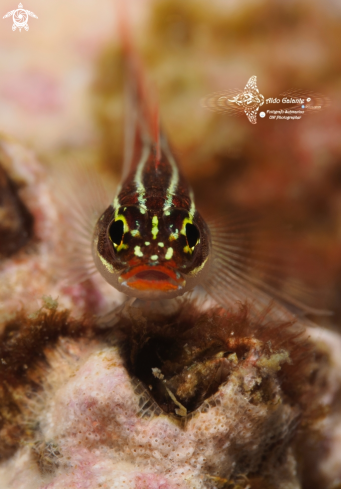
[165,247,173,260]
[152,215,159,239]
[114,208,129,234]
[110,210,129,252]
[187,257,208,276]
[151,255,158,261]
[134,246,143,257]
[163,142,179,211]
[145,241,150,246]
[158,242,164,247]
[183,245,192,254]
[169,229,179,241]
[134,145,149,213]
[131,229,141,237]
[117,243,128,252]
[98,254,114,273]
[181,217,193,236]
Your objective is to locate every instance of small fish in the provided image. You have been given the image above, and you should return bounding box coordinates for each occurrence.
[201,76,265,124]
[91,49,212,300]
[56,27,329,320]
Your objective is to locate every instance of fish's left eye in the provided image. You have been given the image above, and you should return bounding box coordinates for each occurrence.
[186,223,199,249]
[109,219,124,247]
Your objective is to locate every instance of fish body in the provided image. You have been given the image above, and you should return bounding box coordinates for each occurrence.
[93,137,211,299]
[92,51,211,299]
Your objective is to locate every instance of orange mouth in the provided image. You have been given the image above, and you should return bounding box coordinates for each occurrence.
[119,265,185,292]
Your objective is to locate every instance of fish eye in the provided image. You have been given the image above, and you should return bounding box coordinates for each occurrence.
[109,219,124,247]
[185,223,199,249]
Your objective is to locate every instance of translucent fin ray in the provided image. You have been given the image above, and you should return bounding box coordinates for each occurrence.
[203,215,332,319]
[50,159,114,285]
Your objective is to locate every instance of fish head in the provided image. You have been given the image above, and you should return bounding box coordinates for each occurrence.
[93,203,211,299]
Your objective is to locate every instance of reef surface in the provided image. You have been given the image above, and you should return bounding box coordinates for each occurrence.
[0,140,341,488]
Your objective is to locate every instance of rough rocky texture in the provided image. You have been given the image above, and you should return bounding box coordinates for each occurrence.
[0,299,340,489]
[0,162,33,258]
[0,124,340,489]
[0,136,120,319]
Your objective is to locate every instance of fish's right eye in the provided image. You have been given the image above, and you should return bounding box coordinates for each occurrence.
[186,223,200,249]
[109,219,124,248]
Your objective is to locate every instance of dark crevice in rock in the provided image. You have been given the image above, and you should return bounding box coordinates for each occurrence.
[114,301,315,418]
[0,163,34,258]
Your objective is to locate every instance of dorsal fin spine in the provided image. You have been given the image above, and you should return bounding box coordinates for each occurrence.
[117,3,161,175]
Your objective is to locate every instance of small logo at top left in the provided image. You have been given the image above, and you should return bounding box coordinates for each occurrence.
[3,3,38,32]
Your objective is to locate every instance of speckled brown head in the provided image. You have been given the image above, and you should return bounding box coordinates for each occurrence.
[93,138,211,299]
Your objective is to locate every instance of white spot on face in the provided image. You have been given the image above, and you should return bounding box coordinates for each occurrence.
[134,246,143,257]
[152,215,159,239]
[151,255,158,261]
[165,247,173,260]
[145,241,150,246]
[158,242,164,247]
[131,230,140,237]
